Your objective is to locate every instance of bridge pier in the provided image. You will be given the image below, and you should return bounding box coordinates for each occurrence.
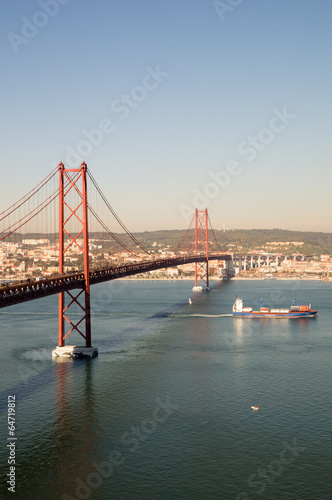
[238,256,242,275]
[52,162,98,360]
[193,209,210,292]
[52,345,98,359]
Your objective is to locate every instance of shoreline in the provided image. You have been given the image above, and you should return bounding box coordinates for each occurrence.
[120,276,327,282]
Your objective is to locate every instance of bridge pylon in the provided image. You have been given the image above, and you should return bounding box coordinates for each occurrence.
[52,162,98,359]
[193,208,210,292]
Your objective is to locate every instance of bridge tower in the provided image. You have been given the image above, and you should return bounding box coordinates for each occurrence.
[52,162,98,359]
[193,208,210,292]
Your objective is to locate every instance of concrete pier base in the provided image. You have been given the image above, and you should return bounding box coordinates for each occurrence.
[52,345,98,359]
[192,286,210,292]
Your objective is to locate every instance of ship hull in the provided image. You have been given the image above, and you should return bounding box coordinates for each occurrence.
[233,311,317,318]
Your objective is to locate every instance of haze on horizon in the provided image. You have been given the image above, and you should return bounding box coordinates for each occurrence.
[1,1,331,234]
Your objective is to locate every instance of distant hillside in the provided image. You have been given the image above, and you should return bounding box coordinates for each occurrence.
[9,229,332,256]
[130,228,332,256]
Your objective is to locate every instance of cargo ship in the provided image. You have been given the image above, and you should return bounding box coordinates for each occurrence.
[232,297,317,318]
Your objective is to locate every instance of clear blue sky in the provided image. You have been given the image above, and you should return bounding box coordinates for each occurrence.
[1,0,331,232]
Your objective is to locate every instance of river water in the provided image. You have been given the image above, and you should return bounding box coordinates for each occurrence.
[0,279,331,500]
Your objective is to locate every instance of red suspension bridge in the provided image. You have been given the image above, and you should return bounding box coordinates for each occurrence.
[0,163,231,357]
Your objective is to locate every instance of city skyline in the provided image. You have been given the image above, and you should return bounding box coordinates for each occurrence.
[1,1,331,232]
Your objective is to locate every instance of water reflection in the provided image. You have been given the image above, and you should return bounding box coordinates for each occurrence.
[53,360,101,499]
[232,318,255,346]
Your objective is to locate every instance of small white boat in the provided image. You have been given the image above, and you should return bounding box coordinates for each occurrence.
[189,298,192,305]
[251,405,259,411]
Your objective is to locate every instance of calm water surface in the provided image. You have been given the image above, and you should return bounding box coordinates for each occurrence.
[0,279,331,499]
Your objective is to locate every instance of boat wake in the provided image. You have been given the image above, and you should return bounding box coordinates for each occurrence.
[173,313,233,318]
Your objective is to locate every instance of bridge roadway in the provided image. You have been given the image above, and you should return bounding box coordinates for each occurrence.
[0,253,231,309]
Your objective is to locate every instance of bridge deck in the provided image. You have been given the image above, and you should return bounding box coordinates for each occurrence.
[0,254,231,308]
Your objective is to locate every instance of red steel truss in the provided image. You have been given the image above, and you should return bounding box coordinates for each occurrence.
[58,162,91,347]
[194,208,209,288]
